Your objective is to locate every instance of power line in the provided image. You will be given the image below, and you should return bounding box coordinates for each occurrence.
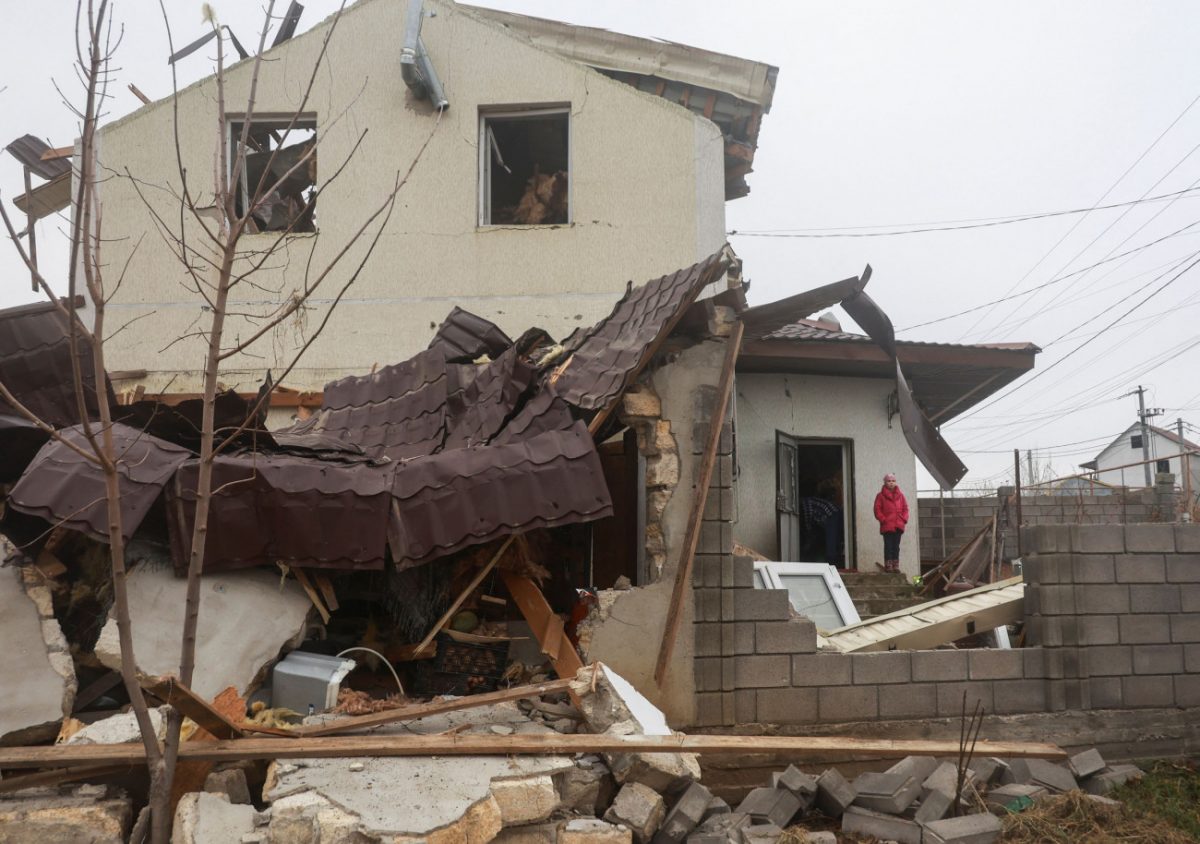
[726,186,1200,238]
[897,220,1200,332]
[948,250,1200,427]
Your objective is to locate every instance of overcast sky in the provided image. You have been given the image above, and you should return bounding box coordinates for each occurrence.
[3,1,1199,492]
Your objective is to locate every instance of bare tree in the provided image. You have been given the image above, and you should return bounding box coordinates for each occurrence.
[3,1,441,839]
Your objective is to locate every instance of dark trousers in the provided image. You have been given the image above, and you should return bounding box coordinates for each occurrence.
[883,530,902,560]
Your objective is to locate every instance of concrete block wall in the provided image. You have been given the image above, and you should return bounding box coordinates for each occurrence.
[919,490,1169,560]
[1023,523,1200,711]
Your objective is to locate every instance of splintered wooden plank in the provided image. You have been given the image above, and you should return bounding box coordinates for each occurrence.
[414,536,515,656]
[312,572,339,611]
[286,677,579,738]
[0,733,1068,769]
[0,764,134,794]
[292,568,331,623]
[654,321,744,686]
[140,676,245,740]
[501,571,583,681]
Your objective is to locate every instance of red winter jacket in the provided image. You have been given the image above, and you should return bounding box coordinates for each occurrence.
[874,485,909,534]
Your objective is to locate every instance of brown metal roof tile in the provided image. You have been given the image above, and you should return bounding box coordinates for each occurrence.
[553,250,729,412]
[8,422,192,542]
[427,306,513,362]
[4,135,71,182]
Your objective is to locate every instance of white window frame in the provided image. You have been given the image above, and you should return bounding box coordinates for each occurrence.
[752,561,861,629]
[477,106,571,227]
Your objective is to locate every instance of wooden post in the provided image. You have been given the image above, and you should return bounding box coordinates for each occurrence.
[22,166,37,292]
[653,322,744,686]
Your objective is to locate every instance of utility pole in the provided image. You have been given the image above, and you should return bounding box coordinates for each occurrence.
[1126,385,1162,487]
[1026,449,1034,486]
[1180,417,1193,521]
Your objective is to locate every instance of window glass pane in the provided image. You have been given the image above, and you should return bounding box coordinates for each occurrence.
[775,573,845,630]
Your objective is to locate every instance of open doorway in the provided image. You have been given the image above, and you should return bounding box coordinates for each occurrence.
[776,432,854,568]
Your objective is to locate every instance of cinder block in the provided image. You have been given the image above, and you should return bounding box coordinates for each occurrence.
[1181,585,1200,613]
[735,787,800,828]
[1116,554,1167,583]
[698,521,733,556]
[1076,585,1130,615]
[1025,524,1072,554]
[734,689,757,724]
[693,556,723,588]
[1077,615,1120,645]
[1024,759,1078,793]
[1068,749,1107,779]
[911,650,968,682]
[694,624,721,657]
[722,658,736,692]
[1187,643,1200,672]
[852,651,912,685]
[732,589,790,621]
[733,655,791,689]
[878,682,937,720]
[1071,525,1125,553]
[1132,644,1184,674]
[1041,584,1078,616]
[1119,614,1171,644]
[1166,554,1200,583]
[817,685,878,721]
[791,653,851,686]
[886,756,940,784]
[754,620,817,654]
[1084,765,1144,795]
[771,766,818,807]
[1022,648,1045,678]
[1175,674,1200,706]
[695,588,721,622]
[1172,615,1200,643]
[968,649,1024,680]
[722,622,755,656]
[936,682,993,717]
[693,693,723,727]
[1125,524,1176,553]
[1025,553,1068,584]
[1070,555,1116,584]
[992,679,1047,714]
[654,780,711,844]
[841,807,921,844]
[815,769,856,818]
[851,772,921,815]
[913,788,953,824]
[1081,645,1132,676]
[694,659,721,692]
[921,813,1003,844]
[1175,525,1200,553]
[754,687,818,724]
[1087,676,1123,709]
[1121,674,1175,707]
[725,556,754,589]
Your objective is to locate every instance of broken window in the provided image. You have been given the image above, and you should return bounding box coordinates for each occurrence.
[229,118,317,233]
[480,108,569,226]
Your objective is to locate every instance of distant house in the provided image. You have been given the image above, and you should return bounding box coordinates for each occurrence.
[1080,422,1200,491]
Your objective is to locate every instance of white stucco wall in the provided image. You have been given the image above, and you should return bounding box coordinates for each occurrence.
[92,0,727,394]
[1092,427,1200,491]
[734,372,921,575]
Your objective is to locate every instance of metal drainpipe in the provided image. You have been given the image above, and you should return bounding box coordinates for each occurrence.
[401,0,449,109]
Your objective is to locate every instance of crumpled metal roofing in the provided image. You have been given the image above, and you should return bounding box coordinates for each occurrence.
[8,423,192,543]
[0,300,114,431]
[553,250,730,413]
[427,306,513,363]
[167,453,394,573]
[4,135,71,181]
[389,421,612,566]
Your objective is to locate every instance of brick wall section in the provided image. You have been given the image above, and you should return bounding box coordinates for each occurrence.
[1023,523,1200,712]
[918,490,1170,559]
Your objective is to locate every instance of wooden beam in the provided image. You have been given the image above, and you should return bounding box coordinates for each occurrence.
[0,733,1068,769]
[0,764,134,795]
[289,677,578,737]
[313,572,339,611]
[128,83,151,105]
[703,92,717,120]
[414,536,515,656]
[72,671,123,713]
[39,146,73,161]
[291,568,331,624]
[140,676,245,740]
[654,321,744,686]
[501,571,583,681]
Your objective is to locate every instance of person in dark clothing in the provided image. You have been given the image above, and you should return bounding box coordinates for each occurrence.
[873,472,909,573]
[798,480,844,566]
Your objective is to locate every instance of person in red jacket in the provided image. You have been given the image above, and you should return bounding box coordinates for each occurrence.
[873,473,909,573]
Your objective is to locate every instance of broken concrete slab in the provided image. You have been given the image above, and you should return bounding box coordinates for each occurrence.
[0,565,75,744]
[1068,748,1107,780]
[65,706,167,745]
[557,755,616,815]
[573,664,672,736]
[841,805,922,844]
[493,774,561,825]
[921,812,1003,844]
[815,768,856,817]
[851,771,921,814]
[734,787,801,828]
[604,720,701,793]
[94,563,311,699]
[0,785,131,843]
[493,821,562,843]
[267,702,573,840]
[604,782,665,844]
[173,792,257,844]
[562,818,634,843]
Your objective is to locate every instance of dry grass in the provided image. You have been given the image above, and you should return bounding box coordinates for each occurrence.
[1001,789,1196,843]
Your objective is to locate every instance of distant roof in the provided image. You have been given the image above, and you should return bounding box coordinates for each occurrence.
[467,5,778,200]
[739,316,1040,422]
[1079,421,1200,470]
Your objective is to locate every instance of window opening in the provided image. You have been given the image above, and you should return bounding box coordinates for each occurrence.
[1130,434,1144,450]
[752,561,861,630]
[229,118,317,233]
[1156,459,1170,474]
[480,109,568,226]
